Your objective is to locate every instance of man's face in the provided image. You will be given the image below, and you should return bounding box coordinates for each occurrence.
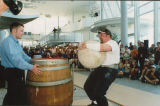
[151,67,156,72]
[99,32,107,43]
[145,61,149,65]
[15,26,24,39]
[133,45,136,49]
[120,44,123,48]
[141,43,144,47]
[125,47,128,50]
[151,44,155,48]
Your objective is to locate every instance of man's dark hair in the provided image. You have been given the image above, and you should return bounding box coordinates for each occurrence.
[10,22,24,32]
[98,28,112,37]
[125,46,128,48]
[157,42,160,45]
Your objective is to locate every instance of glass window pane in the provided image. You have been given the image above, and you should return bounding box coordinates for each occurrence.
[158,5,160,42]
[137,1,150,6]
[139,12,154,47]
[127,1,134,9]
[103,1,113,18]
[128,9,134,18]
[139,2,153,15]
[107,1,120,17]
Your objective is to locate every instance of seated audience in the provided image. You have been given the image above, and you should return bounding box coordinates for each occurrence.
[123,59,130,77]
[129,60,139,80]
[118,58,125,77]
[123,46,131,60]
[139,59,150,82]
[130,45,138,62]
[144,65,159,85]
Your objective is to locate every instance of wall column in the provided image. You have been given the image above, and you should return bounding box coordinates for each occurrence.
[154,1,159,44]
[121,1,128,46]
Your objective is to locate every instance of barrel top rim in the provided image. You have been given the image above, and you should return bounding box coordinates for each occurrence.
[32,58,67,61]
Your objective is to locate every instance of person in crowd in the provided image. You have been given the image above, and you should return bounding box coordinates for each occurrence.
[139,59,150,82]
[120,44,125,59]
[23,46,29,56]
[129,42,133,50]
[0,22,41,105]
[28,47,35,58]
[123,59,130,78]
[138,42,146,73]
[156,60,160,70]
[118,58,125,78]
[155,60,160,81]
[123,46,130,60]
[130,45,138,63]
[33,45,42,58]
[129,60,139,80]
[137,40,141,48]
[79,28,119,106]
[50,46,57,58]
[149,44,155,58]
[43,47,52,58]
[71,47,78,68]
[149,58,156,67]
[53,27,57,39]
[154,42,160,65]
[144,65,159,85]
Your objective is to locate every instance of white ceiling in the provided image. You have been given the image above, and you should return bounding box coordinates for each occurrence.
[21,0,92,20]
[18,0,94,34]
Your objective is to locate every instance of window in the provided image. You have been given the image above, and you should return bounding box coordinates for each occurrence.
[139,2,153,15]
[158,2,160,42]
[138,1,150,7]
[139,12,154,47]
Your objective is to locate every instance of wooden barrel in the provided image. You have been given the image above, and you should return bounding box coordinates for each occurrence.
[26,58,73,106]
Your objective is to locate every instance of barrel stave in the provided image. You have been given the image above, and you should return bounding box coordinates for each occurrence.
[27,59,73,106]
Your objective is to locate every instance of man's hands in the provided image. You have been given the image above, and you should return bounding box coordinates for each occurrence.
[31,64,41,75]
[78,42,87,50]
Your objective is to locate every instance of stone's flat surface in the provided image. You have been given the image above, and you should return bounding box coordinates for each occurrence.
[78,40,105,68]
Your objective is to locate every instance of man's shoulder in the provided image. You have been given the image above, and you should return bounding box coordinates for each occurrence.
[1,36,14,46]
[107,40,119,46]
[108,39,118,43]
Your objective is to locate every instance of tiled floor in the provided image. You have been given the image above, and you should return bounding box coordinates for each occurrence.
[77,71,160,95]
[74,71,160,106]
[0,86,117,106]
[73,86,118,106]
[114,77,160,95]
[1,69,160,106]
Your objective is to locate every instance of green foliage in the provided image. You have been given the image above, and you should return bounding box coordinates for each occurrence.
[111,32,119,43]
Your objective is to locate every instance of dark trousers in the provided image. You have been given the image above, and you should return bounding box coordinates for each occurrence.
[84,67,117,106]
[0,65,5,88]
[139,57,145,73]
[3,68,28,105]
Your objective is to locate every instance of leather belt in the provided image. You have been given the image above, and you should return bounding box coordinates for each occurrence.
[101,64,118,69]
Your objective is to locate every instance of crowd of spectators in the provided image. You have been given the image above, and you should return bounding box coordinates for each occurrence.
[118,41,160,85]
[23,43,79,68]
[23,41,160,85]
